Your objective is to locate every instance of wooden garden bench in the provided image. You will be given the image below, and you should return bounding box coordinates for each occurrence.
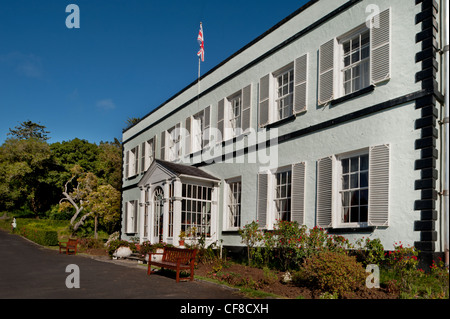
[58,238,78,255]
[147,247,197,283]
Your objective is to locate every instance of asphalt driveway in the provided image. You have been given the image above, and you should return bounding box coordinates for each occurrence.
[0,229,243,299]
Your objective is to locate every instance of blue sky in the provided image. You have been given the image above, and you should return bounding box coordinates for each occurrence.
[0,0,309,145]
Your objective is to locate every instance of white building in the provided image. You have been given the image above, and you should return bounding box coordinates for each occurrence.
[121,0,449,266]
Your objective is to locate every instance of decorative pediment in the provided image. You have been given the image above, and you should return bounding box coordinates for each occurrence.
[138,159,219,187]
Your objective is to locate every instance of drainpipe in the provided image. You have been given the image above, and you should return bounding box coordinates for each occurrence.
[442,0,449,267]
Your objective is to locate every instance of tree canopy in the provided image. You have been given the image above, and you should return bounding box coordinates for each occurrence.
[1,120,123,236]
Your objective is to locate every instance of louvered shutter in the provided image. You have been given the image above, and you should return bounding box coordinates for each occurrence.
[257,172,269,228]
[317,156,333,228]
[370,8,391,84]
[160,131,166,160]
[141,142,146,173]
[185,117,191,155]
[151,135,157,163]
[291,162,305,225]
[125,150,129,178]
[124,202,128,233]
[203,106,211,148]
[241,84,252,132]
[294,54,308,114]
[217,99,225,142]
[259,74,270,127]
[134,146,139,175]
[318,39,335,105]
[133,200,139,233]
[368,144,390,226]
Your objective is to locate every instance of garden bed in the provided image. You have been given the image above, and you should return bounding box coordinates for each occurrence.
[194,262,398,299]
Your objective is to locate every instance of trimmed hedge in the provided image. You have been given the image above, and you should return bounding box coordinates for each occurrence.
[18,225,59,246]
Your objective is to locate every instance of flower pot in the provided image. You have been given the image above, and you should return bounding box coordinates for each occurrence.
[179,240,185,246]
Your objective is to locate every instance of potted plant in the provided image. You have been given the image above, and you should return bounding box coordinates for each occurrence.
[179,230,186,246]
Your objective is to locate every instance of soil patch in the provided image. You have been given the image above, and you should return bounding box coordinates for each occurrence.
[195,262,398,299]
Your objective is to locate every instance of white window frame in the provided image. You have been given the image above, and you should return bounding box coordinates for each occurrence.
[125,200,138,234]
[338,25,371,97]
[334,148,370,228]
[181,183,213,238]
[274,169,292,222]
[266,166,293,229]
[273,66,294,121]
[227,91,243,138]
[223,177,242,231]
[167,124,181,162]
[127,146,139,178]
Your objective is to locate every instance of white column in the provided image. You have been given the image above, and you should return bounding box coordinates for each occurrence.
[139,186,145,244]
[163,180,170,243]
[173,178,183,246]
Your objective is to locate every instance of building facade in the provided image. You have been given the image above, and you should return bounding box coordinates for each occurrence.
[121,0,448,265]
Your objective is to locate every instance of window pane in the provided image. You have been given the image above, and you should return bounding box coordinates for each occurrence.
[360,206,368,222]
[351,190,360,206]
[342,207,350,223]
[352,51,360,64]
[350,207,359,222]
[350,173,359,188]
[342,158,350,174]
[360,154,369,170]
[342,192,350,207]
[361,31,370,45]
[360,172,369,188]
[360,189,369,206]
[350,157,359,172]
[343,41,351,54]
[352,36,360,50]
[343,175,349,190]
[344,55,351,67]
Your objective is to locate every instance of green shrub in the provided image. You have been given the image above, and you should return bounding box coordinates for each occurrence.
[297,251,366,298]
[18,225,59,246]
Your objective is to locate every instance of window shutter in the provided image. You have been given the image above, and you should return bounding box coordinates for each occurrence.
[134,146,139,175]
[241,84,252,132]
[124,202,128,233]
[185,117,191,155]
[258,74,270,127]
[368,144,390,226]
[291,162,305,225]
[141,142,146,173]
[257,172,269,228]
[217,99,225,142]
[318,39,335,105]
[203,106,211,148]
[133,200,139,233]
[370,8,391,84]
[317,156,333,228]
[160,131,166,161]
[125,150,129,178]
[152,135,157,163]
[294,54,308,114]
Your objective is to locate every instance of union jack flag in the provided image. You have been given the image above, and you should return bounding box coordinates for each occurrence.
[197,22,204,62]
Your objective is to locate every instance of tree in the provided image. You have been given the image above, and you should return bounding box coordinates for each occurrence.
[0,137,59,216]
[124,117,140,130]
[8,120,50,141]
[97,139,122,190]
[59,165,121,237]
[59,166,98,234]
[85,184,121,238]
